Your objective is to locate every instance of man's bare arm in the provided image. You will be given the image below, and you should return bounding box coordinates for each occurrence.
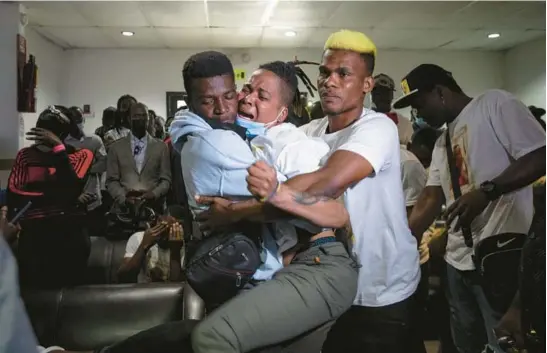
[408,186,445,244]
[289,150,375,197]
[266,184,349,228]
[219,150,373,223]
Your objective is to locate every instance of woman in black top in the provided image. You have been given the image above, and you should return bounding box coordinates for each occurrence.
[8,106,94,288]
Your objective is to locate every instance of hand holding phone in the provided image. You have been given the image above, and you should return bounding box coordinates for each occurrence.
[10,201,32,224]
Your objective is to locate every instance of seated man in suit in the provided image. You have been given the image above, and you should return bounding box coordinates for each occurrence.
[106,102,172,216]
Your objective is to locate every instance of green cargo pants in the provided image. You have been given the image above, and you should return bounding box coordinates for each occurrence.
[191,241,358,353]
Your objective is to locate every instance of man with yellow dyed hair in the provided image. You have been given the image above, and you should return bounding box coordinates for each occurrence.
[293,30,422,353]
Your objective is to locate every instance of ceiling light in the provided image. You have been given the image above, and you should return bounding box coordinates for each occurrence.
[488,33,500,39]
[285,31,297,37]
[121,31,134,37]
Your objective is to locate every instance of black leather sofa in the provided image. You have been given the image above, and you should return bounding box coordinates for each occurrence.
[85,236,127,284]
[21,236,205,351]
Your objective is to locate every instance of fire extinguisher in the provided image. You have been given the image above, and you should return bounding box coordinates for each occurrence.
[21,54,37,112]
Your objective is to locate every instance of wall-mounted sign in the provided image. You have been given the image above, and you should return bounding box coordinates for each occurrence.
[234,69,246,81]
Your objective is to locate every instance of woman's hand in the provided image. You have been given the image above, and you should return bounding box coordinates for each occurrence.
[26,127,63,147]
[246,161,278,201]
[0,207,21,243]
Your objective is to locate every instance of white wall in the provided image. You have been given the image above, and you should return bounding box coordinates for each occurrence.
[21,28,65,147]
[61,48,505,133]
[504,37,546,110]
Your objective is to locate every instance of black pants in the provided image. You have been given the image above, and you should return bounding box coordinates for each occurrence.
[17,217,90,289]
[322,294,427,353]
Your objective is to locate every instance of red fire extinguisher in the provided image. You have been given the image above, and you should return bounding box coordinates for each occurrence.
[21,54,38,113]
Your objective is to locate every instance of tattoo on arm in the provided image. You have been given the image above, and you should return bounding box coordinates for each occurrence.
[292,192,333,205]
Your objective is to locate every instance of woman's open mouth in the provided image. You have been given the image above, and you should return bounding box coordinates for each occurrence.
[238,111,255,120]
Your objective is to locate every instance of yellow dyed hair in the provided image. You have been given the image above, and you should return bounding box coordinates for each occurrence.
[324,29,377,57]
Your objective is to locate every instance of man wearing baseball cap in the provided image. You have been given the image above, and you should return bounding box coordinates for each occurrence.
[372,73,414,145]
[395,64,546,353]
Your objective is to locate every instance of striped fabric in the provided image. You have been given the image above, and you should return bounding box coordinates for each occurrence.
[7,146,93,220]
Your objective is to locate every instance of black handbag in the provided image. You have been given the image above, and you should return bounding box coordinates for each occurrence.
[184,229,262,306]
[445,130,525,313]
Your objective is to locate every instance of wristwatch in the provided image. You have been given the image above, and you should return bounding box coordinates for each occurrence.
[480,180,501,201]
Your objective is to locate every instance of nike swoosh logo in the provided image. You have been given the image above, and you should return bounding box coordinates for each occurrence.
[497,237,516,248]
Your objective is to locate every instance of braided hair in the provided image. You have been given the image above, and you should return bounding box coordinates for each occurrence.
[36,105,75,141]
[259,59,320,126]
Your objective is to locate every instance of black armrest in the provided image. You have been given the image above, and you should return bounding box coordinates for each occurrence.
[23,283,184,351]
[182,282,205,320]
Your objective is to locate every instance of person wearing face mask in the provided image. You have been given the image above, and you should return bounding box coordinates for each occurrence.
[236,61,331,180]
[169,54,355,353]
[106,102,171,216]
[169,56,340,287]
[51,54,351,353]
[64,106,106,214]
[7,105,95,288]
[397,64,546,353]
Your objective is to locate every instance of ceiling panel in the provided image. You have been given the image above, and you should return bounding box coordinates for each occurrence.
[37,27,117,48]
[448,1,545,30]
[267,1,342,28]
[103,27,166,48]
[26,2,89,27]
[443,30,546,50]
[261,27,314,48]
[24,1,546,51]
[210,27,262,47]
[375,2,472,30]
[208,1,268,27]
[138,1,208,27]
[74,1,149,27]
[325,2,389,28]
[157,27,212,48]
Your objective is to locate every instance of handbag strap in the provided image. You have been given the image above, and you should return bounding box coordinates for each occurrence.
[445,130,474,248]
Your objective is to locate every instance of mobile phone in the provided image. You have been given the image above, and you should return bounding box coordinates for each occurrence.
[10,201,32,224]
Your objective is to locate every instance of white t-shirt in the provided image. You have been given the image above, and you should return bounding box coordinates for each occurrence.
[251,123,330,179]
[399,147,430,265]
[124,231,185,283]
[427,90,546,271]
[396,114,414,146]
[300,109,421,307]
[400,147,428,208]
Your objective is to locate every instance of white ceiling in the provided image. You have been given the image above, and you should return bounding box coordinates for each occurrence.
[25,1,546,51]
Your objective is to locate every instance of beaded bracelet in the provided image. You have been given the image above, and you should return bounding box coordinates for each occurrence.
[259,181,281,203]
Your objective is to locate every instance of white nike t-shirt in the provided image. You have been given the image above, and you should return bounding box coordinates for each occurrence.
[427,90,546,271]
[300,109,421,307]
